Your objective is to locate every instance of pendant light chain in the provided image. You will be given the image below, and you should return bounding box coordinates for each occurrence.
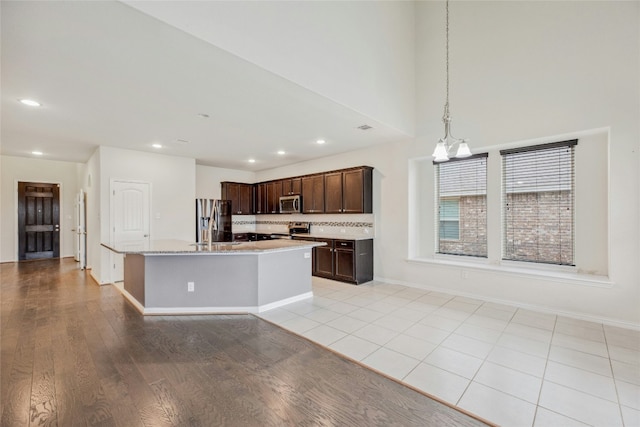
[432,0,471,162]
[445,0,450,111]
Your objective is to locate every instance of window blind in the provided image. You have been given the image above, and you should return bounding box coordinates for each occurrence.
[501,140,577,265]
[434,153,488,257]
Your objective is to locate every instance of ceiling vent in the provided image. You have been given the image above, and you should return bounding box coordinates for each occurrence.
[357,124,373,130]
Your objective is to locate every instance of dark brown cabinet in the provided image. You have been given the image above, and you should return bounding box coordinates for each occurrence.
[324,167,373,214]
[249,165,373,215]
[293,236,373,285]
[301,174,325,213]
[314,239,334,278]
[221,182,253,214]
[282,178,301,195]
[265,181,282,214]
[254,183,267,214]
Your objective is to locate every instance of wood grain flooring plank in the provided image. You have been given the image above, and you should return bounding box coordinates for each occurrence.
[29,316,58,427]
[1,259,490,427]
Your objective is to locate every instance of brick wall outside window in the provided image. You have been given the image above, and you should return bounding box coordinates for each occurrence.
[504,191,573,264]
[439,195,487,256]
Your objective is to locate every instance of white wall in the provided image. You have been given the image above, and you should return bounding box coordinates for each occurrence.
[0,155,80,262]
[196,164,255,199]
[125,0,416,136]
[95,146,196,283]
[256,1,640,327]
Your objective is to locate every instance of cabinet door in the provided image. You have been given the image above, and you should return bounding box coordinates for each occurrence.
[282,178,302,195]
[238,184,253,214]
[334,248,355,282]
[253,184,264,214]
[302,175,324,213]
[341,169,363,213]
[314,243,334,278]
[324,172,343,213]
[266,181,282,214]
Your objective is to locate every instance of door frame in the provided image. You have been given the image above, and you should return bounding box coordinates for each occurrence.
[14,179,64,261]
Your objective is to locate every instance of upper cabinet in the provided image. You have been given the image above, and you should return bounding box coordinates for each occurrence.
[236,166,373,215]
[265,181,282,214]
[254,183,267,214]
[301,174,325,213]
[221,182,253,215]
[324,167,373,214]
[282,178,302,196]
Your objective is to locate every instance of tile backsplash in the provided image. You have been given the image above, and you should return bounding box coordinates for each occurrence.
[231,213,375,238]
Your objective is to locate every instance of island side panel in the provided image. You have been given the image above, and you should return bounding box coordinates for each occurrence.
[257,248,313,307]
[124,253,146,305]
[143,254,259,309]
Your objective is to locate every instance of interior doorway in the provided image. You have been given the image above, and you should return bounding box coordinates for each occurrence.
[18,181,60,260]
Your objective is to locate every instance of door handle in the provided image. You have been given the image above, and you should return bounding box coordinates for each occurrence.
[144,234,149,238]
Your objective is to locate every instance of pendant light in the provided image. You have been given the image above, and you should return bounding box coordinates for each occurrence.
[432,0,471,162]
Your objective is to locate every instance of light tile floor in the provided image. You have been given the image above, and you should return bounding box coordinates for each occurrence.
[256,278,640,427]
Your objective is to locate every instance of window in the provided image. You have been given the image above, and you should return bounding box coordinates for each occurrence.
[501,140,577,265]
[435,154,488,257]
[439,198,460,240]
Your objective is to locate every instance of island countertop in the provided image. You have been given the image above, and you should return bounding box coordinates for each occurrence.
[101,239,325,255]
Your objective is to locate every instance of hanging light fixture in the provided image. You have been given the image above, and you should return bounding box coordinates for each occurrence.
[432,0,471,162]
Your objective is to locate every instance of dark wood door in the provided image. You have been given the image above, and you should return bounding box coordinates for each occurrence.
[301,174,325,213]
[255,183,267,214]
[18,182,60,260]
[342,169,365,213]
[314,243,334,278]
[334,248,355,282]
[266,181,282,214]
[324,172,343,213]
[221,182,253,214]
[282,178,302,195]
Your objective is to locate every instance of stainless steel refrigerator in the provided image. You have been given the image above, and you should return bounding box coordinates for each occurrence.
[195,199,233,243]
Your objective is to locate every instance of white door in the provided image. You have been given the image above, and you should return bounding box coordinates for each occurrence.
[111,180,150,282]
[75,189,87,269]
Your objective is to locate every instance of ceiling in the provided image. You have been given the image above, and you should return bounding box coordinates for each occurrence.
[1,1,410,171]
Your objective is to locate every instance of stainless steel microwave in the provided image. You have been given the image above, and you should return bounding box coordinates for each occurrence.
[279,195,301,213]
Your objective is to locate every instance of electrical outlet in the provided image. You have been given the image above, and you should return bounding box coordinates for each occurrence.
[304,252,311,259]
[461,270,468,279]
[187,281,195,292]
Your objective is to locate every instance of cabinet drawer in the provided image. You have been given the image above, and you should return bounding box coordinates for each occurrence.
[334,240,354,250]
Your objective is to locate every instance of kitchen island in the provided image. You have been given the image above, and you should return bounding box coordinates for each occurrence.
[102,239,325,315]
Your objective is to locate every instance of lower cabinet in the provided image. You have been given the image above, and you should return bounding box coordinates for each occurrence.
[294,237,373,285]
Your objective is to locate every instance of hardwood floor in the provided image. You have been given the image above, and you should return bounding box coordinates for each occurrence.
[1,258,489,427]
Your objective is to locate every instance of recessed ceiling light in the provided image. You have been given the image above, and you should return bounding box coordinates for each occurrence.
[20,99,41,107]
[197,113,210,119]
[32,151,43,156]
[277,150,286,155]
[316,139,326,145]
[248,159,256,163]
[152,143,162,149]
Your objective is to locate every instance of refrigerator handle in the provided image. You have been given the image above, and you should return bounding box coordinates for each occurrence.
[211,202,219,233]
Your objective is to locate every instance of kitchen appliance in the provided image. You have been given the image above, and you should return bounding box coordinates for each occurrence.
[195,199,233,243]
[279,195,301,214]
[288,221,311,236]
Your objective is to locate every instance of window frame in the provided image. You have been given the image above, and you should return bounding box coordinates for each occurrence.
[434,153,488,258]
[500,139,578,266]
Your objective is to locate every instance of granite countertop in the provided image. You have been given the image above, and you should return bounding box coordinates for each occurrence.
[289,233,373,241]
[102,239,325,255]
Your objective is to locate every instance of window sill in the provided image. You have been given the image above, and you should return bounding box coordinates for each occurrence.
[407,256,613,288]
